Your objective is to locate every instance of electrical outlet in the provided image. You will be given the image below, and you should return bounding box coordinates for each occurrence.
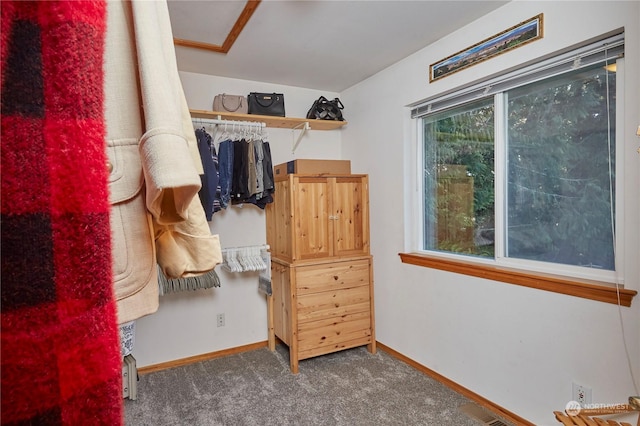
[572,382,592,406]
[216,313,225,327]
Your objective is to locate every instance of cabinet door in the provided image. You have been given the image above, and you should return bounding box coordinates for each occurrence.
[267,178,293,262]
[331,176,370,257]
[294,177,331,260]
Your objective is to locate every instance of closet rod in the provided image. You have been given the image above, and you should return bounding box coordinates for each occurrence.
[191,116,266,128]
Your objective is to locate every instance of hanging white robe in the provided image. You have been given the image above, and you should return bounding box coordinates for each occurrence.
[104,0,222,324]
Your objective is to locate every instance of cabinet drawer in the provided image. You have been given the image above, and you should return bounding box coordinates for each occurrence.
[298,309,370,332]
[296,259,370,295]
[297,285,370,324]
[298,315,372,355]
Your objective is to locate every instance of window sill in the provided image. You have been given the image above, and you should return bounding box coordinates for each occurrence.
[398,252,636,307]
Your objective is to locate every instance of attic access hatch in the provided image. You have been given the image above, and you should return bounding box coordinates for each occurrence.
[169,0,261,54]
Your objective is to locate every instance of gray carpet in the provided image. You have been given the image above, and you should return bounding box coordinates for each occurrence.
[124,345,505,426]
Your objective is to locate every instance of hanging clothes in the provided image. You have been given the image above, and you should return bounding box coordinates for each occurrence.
[254,138,265,198]
[217,138,234,209]
[231,138,251,203]
[194,122,275,215]
[195,127,221,221]
[211,145,222,214]
[262,141,275,194]
[104,0,222,324]
[257,140,275,208]
[247,137,258,197]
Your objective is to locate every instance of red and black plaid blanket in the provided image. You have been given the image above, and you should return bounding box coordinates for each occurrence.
[1,1,123,424]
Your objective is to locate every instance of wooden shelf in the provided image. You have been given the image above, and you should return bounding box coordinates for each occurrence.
[189,109,347,130]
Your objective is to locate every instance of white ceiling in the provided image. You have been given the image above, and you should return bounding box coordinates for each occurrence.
[168,0,509,92]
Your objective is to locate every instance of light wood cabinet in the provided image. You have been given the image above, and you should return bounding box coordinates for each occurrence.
[266,174,370,263]
[266,173,375,373]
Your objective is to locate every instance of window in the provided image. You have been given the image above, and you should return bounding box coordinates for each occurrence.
[422,97,495,258]
[408,33,629,291]
[506,68,615,270]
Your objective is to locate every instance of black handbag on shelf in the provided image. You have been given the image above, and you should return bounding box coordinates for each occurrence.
[247,92,285,116]
[306,96,345,121]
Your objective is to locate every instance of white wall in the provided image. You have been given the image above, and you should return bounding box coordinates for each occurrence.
[132,74,343,367]
[341,1,639,425]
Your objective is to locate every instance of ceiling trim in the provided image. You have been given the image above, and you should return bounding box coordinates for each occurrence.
[173,0,261,54]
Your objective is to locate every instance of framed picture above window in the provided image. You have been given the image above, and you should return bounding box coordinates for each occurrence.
[429,14,544,82]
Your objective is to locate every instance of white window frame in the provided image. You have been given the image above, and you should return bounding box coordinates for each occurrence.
[407,32,626,286]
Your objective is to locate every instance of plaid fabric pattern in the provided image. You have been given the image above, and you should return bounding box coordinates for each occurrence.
[1,1,123,424]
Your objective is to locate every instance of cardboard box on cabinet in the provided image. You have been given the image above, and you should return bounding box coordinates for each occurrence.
[274,159,351,176]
